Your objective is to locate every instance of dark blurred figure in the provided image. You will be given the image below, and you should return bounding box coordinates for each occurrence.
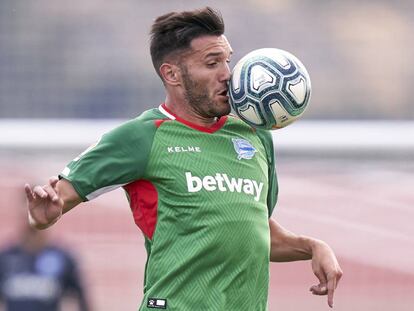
[0,223,90,311]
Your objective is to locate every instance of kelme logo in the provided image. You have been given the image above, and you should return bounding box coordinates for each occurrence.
[232,138,257,160]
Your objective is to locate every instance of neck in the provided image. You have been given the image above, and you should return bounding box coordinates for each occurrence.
[164,96,217,127]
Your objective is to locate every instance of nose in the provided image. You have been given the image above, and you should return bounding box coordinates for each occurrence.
[220,62,231,82]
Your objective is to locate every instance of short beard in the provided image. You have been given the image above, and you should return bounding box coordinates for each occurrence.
[181,66,229,118]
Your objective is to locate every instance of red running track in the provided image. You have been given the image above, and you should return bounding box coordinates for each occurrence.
[1,156,413,310]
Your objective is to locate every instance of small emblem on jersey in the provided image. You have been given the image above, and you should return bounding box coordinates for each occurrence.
[147,298,167,309]
[232,138,257,160]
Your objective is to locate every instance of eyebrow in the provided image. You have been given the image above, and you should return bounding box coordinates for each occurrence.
[204,51,233,59]
[205,52,224,58]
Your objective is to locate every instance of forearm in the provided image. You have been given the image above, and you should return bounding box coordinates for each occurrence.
[268,219,343,307]
[269,218,320,262]
[58,179,83,214]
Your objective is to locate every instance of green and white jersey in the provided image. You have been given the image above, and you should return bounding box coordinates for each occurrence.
[60,104,278,311]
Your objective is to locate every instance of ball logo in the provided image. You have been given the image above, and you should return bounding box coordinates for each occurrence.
[250,65,274,92]
[232,138,257,160]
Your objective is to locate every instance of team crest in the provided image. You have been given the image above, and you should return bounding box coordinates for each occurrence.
[232,138,257,160]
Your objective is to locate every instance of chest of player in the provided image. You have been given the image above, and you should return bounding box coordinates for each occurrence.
[143,121,269,203]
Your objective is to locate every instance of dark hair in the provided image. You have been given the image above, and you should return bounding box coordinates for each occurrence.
[150,7,225,78]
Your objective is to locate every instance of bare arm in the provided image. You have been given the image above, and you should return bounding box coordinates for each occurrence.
[269,217,313,262]
[269,218,343,308]
[24,177,82,230]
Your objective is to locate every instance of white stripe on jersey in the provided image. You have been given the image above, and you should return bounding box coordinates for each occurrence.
[158,105,176,120]
[86,183,127,200]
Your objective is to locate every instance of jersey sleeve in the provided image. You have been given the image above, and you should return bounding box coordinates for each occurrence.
[60,116,158,201]
[256,129,278,217]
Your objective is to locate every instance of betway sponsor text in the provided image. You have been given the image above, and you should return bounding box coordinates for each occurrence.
[185,172,264,202]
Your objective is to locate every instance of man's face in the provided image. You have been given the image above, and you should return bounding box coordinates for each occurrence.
[179,35,233,118]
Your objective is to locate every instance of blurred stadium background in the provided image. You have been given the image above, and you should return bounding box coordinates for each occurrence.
[1,0,414,310]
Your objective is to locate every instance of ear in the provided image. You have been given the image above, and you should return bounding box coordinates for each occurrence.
[159,63,181,86]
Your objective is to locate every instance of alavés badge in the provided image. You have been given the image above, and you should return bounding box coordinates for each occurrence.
[232,138,257,160]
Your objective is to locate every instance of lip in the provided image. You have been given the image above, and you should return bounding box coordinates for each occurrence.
[217,93,229,99]
[218,94,229,103]
[217,89,228,97]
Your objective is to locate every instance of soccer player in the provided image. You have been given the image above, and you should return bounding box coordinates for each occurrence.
[0,221,90,311]
[24,7,342,311]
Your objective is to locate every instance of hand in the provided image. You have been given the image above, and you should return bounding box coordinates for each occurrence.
[309,240,343,308]
[24,176,64,229]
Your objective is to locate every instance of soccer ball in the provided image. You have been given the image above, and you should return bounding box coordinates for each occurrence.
[229,48,311,130]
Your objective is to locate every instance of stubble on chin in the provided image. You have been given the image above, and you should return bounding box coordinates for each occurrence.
[214,101,231,118]
[181,68,230,118]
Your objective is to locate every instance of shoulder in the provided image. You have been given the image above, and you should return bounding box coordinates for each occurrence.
[226,114,256,133]
[137,107,166,122]
[113,107,165,132]
[102,108,166,143]
[227,114,273,144]
[0,245,21,255]
[0,246,25,269]
[255,128,273,147]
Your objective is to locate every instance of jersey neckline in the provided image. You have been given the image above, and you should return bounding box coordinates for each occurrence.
[159,103,228,134]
